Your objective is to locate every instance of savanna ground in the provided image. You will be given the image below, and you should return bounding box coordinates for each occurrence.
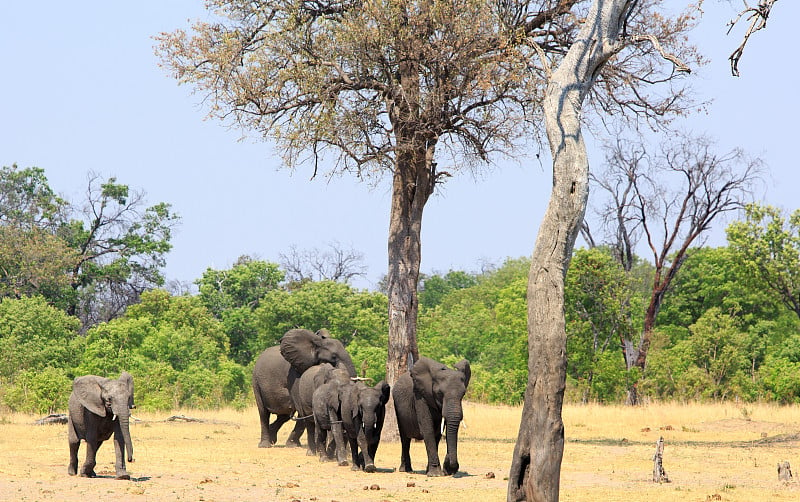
[1,402,799,502]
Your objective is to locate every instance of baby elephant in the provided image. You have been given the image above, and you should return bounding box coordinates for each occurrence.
[314,372,390,472]
[342,380,390,472]
[67,371,135,479]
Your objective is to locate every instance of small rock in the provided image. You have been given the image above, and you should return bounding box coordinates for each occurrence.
[484,472,495,479]
[370,484,381,490]
[406,482,416,487]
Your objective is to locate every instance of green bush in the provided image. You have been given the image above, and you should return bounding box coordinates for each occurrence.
[2,367,72,414]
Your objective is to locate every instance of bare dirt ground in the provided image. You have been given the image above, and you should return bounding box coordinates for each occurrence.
[1,402,799,501]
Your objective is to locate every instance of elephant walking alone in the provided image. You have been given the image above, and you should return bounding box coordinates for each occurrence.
[252,328,356,447]
[67,371,135,479]
[393,357,470,476]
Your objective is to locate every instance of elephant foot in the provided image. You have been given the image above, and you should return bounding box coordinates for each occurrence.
[364,463,376,473]
[285,439,301,448]
[79,470,97,478]
[426,465,446,477]
[115,472,131,480]
[68,465,77,476]
[258,440,273,448]
[398,463,412,473]
[443,456,459,475]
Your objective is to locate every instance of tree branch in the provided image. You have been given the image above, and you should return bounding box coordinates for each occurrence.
[727,0,777,77]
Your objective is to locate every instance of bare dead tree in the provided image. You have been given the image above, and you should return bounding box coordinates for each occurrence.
[590,133,762,403]
[727,0,779,76]
[279,242,367,285]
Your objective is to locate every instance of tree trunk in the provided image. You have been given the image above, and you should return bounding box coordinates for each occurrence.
[652,437,669,483]
[508,2,630,501]
[383,127,435,441]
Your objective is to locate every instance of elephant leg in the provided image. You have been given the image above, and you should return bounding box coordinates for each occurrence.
[266,414,291,447]
[398,434,413,473]
[357,430,375,472]
[68,440,80,476]
[67,422,80,476]
[305,420,317,456]
[285,418,304,447]
[113,433,130,480]
[315,426,330,462]
[329,422,348,467]
[254,393,274,447]
[416,403,445,476]
[81,440,100,478]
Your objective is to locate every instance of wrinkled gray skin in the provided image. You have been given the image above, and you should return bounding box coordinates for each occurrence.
[252,328,356,448]
[341,380,390,472]
[393,357,471,477]
[67,372,135,479]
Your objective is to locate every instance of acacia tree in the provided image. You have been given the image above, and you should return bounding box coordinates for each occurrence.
[156,0,578,387]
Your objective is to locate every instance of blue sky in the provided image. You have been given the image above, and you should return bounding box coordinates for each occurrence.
[1,2,797,290]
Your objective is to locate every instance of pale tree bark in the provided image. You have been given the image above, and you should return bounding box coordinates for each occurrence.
[508,1,634,500]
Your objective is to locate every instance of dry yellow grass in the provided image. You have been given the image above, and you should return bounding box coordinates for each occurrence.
[0,402,798,501]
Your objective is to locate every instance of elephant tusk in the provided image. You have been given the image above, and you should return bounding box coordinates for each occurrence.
[113,414,117,422]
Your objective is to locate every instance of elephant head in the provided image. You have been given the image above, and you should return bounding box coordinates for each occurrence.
[73,371,135,462]
[280,328,356,376]
[411,358,470,475]
[348,380,390,436]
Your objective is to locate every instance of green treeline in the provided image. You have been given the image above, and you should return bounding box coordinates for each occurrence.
[2,165,800,412]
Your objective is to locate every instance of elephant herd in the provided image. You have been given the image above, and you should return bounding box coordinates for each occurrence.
[253,328,472,476]
[66,328,471,480]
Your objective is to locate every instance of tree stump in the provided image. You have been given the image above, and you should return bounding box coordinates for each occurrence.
[652,436,670,483]
[778,461,793,482]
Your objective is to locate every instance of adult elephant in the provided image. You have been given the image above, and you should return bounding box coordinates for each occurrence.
[252,328,356,447]
[393,357,471,477]
[67,371,135,479]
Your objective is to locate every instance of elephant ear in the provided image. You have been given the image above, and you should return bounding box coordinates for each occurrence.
[454,359,471,388]
[73,376,107,417]
[376,381,390,405]
[119,371,135,409]
[349,385,362,420]
[410,357,436,400]
[280,329,321,373]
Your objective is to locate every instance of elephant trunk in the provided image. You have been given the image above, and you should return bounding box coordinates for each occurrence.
[443,402,463,475]
[120,416,134,462]
[337,351,357,377]
[113,404,134,462]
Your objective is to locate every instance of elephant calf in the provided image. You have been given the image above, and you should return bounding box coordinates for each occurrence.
[313,373,390,472]
[67,371,135,479]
